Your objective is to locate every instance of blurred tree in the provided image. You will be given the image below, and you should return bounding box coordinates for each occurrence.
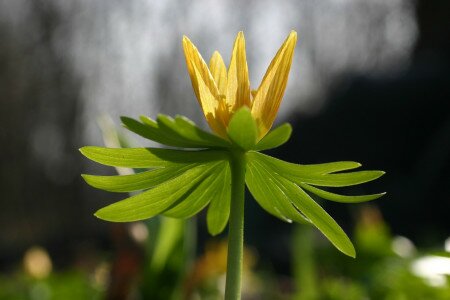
[0,0,109,269]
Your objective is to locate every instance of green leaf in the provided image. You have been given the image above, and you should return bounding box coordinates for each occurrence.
[207,163,231,235]
[121,116,190,147]
[163,162,227,219]
[300,183,386,203]
[246,152,356,256]
[293,171,385,187]
[153,115,212,148]
[139,115,158,127]
[81,164,195,192]
[80,146,227,168]
[254,123,292,151]
[124,115,225,148]
[227,107,258,150]
[249,151,361,175]
[246,159,310,224]
[157,114,230,147]
[94,162,219,222]
[246,162,289,221]
[275,176,356,257]
[128,114,230,148]
[97,115,140,174]
[250,152,384,187]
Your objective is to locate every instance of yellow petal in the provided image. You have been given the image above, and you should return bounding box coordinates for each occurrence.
[251,31,297,139]
[209,51,228,96]
[209,52,231,127]
[192,64,228,138]
[226,31,251,113]
[182,36,221,111]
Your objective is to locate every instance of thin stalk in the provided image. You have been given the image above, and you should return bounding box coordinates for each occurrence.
[225,150,246,300]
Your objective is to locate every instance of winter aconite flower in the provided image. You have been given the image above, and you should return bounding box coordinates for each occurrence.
[80,31,385,252]
[81,30,385,300]
[183,31,297,140]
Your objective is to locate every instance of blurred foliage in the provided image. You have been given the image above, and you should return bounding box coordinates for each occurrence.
[292,206,450,300]
[1,205,449,299]
[139,217,195,300]
[0,271,103,300]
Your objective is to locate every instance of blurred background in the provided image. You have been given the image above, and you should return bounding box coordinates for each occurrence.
[0,0,449,299]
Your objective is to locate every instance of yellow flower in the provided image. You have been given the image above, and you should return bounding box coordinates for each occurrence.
[183,31,297,140]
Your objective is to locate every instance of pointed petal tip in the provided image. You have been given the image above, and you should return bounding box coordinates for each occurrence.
[287,31,298,44]
[236,31,245,41]
[211,50,221,58]
[182,36,194,49]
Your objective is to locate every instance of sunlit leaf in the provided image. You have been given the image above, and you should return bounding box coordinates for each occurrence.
[246,162,289,221]
[121,116,191,148]
[300,183,386,203]
[247,152,356,256]
[94,162,220,222]
[164,161,228,219]
[81,110,385,259]
[275,176,356,257]
[97,114,136,175]
[154,115,216,148]
[250,151,384,187]
[246,159,310,224]
[80,146,227,168]
[81,164,195,192]
[249,151,361,174]
[206,162,231,235]
[290,170,385,187]
[158,114,230,147]
[227,107,257,150]
[254,123,292,151]
[124,115,228,148]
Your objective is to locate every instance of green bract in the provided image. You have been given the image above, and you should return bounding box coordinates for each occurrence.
[81,107,385,257]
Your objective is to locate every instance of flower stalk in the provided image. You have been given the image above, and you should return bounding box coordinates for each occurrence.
[225,150,246,300]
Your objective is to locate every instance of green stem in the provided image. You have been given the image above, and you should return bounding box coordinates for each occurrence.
[225,150,246,300]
